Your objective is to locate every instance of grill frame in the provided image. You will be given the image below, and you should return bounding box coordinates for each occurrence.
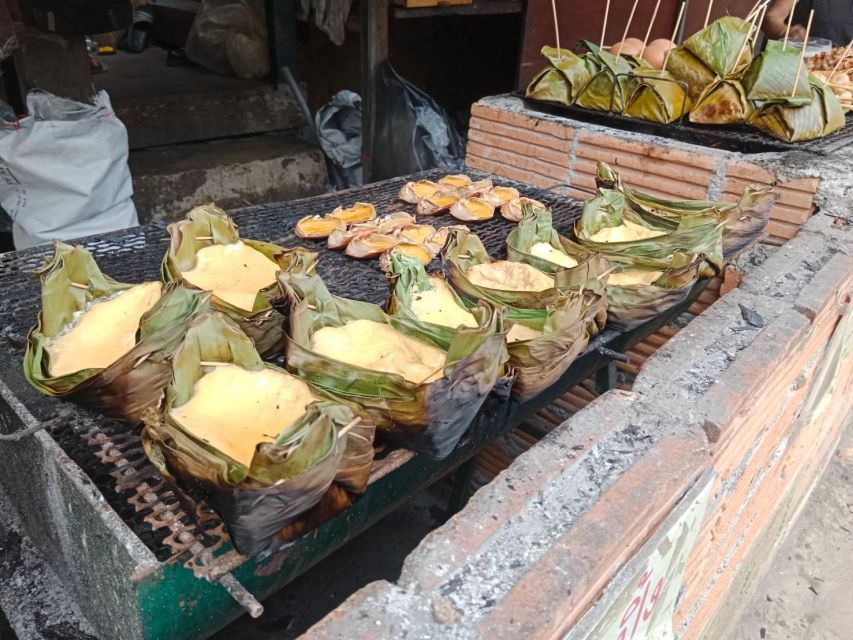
[518,92,853,155]
[0,169,706,639]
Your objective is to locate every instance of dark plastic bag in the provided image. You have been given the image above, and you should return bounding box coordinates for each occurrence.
[372,63,465,181]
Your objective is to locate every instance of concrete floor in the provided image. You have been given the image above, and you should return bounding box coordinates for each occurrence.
[728,420,853,640]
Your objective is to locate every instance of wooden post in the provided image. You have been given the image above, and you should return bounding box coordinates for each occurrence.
[361,0,389,185]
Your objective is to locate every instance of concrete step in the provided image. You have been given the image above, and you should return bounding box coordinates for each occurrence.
[94,49,304,150]
[129,130,328,224]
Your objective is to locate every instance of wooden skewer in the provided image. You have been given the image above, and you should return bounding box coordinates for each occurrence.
[199,361,229,367]
[827,39,853,84]
[746,0,769,21]
[69,281,89,290]
[730,5,761,75]
[550,0,561,59]
[704,0,715,28]
[642,0,663,51]
[663,1,688,70]
[616,0,642,60]
[783,0,798,51]
[600,0,611,49]
[195,235,214,241]
[597,266,617,281]
[337,417,363,440]
[791,9,814,97]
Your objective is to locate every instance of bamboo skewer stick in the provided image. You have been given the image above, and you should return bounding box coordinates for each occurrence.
[783,0,798,50]
[615,0,641,60]
[550,0,561,59]
[663,1,687,70]
[746,0,769,21]
[600,0,611,49]
[827,39,853,84]
[791,9,814,96]
[704,0,714,28]
[730,4,761,75]
[642,0,663,51]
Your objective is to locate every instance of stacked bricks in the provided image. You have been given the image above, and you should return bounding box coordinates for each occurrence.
[466,95,821,245]
[305,209,853,640]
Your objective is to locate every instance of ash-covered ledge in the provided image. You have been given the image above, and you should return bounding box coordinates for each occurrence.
[465,94,853,245]
[305,207,853,640]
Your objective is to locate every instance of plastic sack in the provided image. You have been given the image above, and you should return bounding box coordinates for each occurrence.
[0,90,138,250]
[185,0,269,79]
[372,63,465,181]
[315,90,363,190]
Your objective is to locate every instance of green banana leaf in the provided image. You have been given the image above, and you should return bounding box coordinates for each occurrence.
[444,227,587,309]
[141,311,374,555]
[575,189,723,278]
[605,251,705,331]
[684,16,754,78]
[504,287,606,400]
[623,69,691,123]
[162,204,318,357]
[526,46,592,104]
[750,79,846,141]
[689,78,755,125]
[743,40,811,105]
[575,41,634,112]
[505,203,610,288]
[386,252,496,351]
[665,46,717,104]
[24,242,209,422]
[276,269,507,460]
[595,161,776,260]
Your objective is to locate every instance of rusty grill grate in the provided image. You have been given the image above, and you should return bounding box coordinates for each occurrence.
[519,93,853,155]
[0,170,583,574]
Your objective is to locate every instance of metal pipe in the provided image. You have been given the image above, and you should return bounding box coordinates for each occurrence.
[217,573,265,619]
[281,65,320,145]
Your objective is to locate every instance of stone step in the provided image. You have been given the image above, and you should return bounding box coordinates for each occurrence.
[129,130,327,224]
[94,49,304,150]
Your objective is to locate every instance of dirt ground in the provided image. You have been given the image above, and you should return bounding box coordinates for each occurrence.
[728,421,853,640]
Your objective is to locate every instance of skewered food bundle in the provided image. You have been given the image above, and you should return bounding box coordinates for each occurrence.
[141,310,375,555]
[276,266,507,459]
[24,242,208,421]
[526,12,847,140]
[162,204,313,356]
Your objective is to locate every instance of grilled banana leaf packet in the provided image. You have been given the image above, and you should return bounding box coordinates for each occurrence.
[525,46,592,104]
[575,189,723,278]
[595,162,776,259]
[742,40,811,105]
[24,242,208,422]
[665,46,717,104]
[604,251,705,330]
[276,265,507,460]
[444,228,606,400]
[750,79,846,142]
[623,69,691,124]
[141,311,375,555]
[575,41,634,112]
[162,204,318,357]
[689,78,755,124]
[683,16,754,78]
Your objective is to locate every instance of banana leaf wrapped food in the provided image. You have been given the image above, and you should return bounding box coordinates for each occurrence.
[623,69,690,124]
[276,266,507,460]
[575,41,634,112]
[525,46,593,104]
[689,78,755,124]
[665,46,717,104]
[604,251,705,331]
[505,202,610,282]
[162,204,317,357]
[742,40,811,105]
[749,79,846,142]
[595,162,776,259]
[24,242,208,422]
[683,16,754,78]
[442,228,606,400]
[575,189,723,278]
[141,311,374,555]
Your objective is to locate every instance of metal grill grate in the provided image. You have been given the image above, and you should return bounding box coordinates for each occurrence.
[0,169,583,572]
[519,93,853,155]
